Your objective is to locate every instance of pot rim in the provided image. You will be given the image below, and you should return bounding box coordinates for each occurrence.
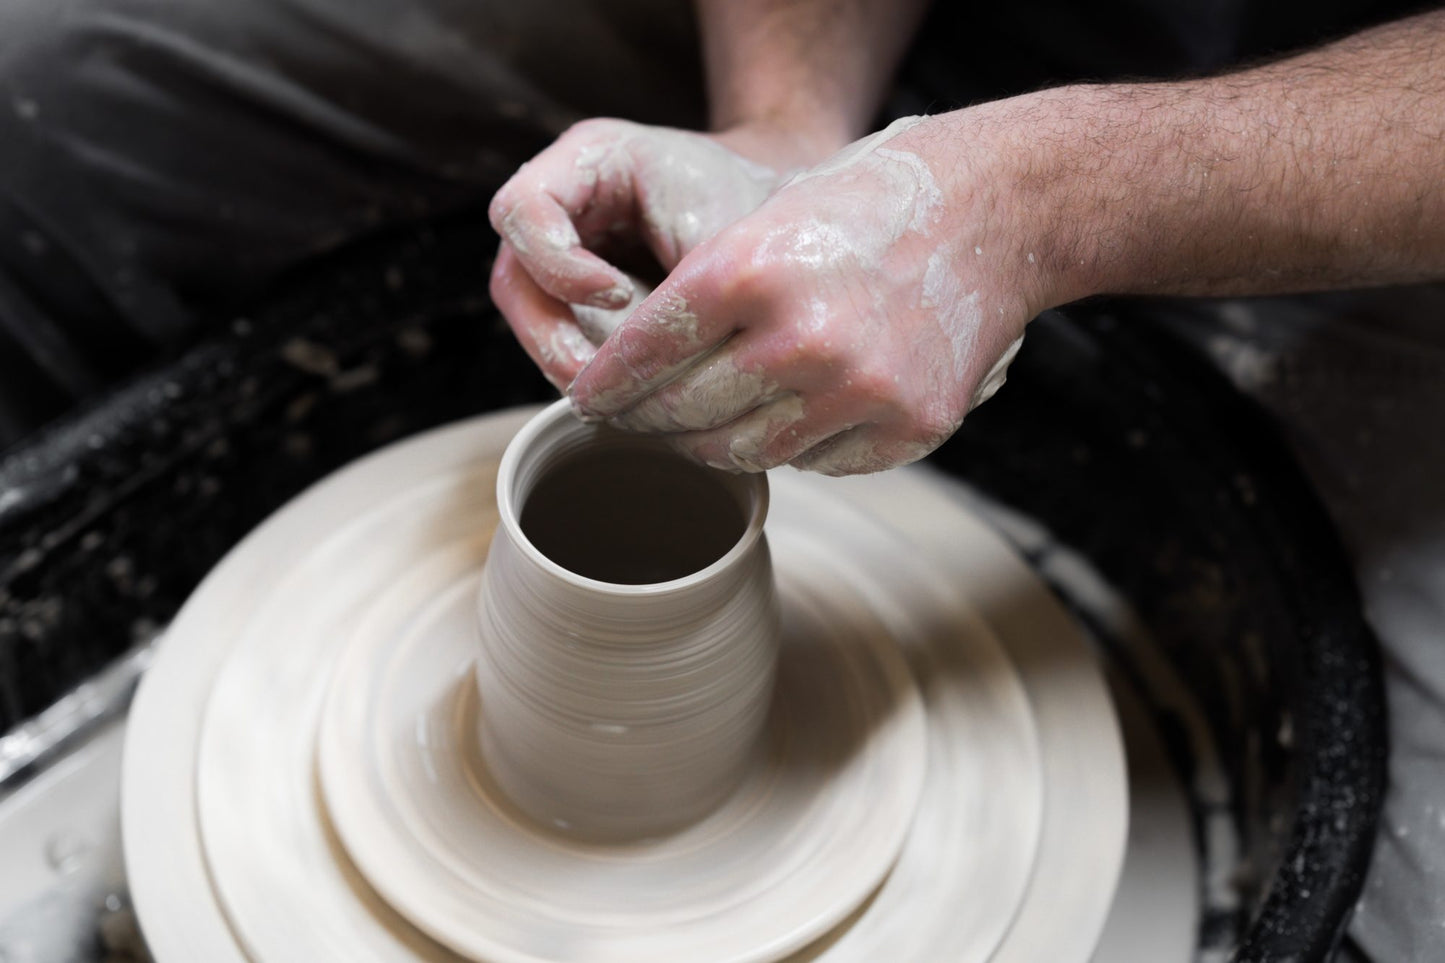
[494,399,770,598]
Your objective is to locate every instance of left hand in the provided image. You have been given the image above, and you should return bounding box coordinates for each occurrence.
[488,118,830,390]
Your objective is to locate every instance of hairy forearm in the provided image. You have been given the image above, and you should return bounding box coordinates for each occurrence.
[695,0,929,163]
[940,10,1445,305]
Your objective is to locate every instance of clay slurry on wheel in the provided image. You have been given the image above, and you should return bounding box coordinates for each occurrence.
[518,445,746,584]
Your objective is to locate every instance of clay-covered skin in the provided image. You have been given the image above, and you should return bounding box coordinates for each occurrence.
[494,11,1445,477]
[491,114,1031,476]
[488,119,785,389]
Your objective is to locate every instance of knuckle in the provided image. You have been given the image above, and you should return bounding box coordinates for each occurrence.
[898,398,962,450]
[848,362,903,408]
[726,239,786,302]
[787,323,841,366]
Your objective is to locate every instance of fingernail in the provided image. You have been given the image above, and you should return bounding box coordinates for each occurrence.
[727,451,767,474]
[565,388,603,423]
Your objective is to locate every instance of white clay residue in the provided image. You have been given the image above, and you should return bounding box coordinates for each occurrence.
[567,123,778,263]
[499,206,580,260]
[615,354,776,434]
[536,325,596,382]
[575,289,720,417]
[919,248,1025,413]
[777,116,942,262]
[873,148,945,235]
[753,138,943,279]
[571,142,609,188]
[725,393,808,471]
[648,291,704,345]
[921,247,983,387]
[781,115,928,188]
[571,273,648,345]
[793,424,954,477]
[971,336,1024,410]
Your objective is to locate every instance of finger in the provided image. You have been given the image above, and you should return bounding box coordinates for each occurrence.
[488,125,644,308]
[789,424,932,476]
[610,339,777,433]
[490,244,598,390]
[489,191,634,308]
[568,262,739,417]
[569,274,650,345]
[668,397,859,473]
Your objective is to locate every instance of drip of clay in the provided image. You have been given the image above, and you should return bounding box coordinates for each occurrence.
[474,401,779,840]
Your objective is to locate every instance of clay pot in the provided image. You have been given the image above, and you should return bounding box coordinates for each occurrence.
[474,400,779,841]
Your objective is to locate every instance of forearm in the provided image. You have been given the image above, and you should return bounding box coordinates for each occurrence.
[696,0,930,164]
[934,10,1445,306]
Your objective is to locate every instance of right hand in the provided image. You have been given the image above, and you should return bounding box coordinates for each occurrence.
[564,114,1040,476]
[488,119,805,389]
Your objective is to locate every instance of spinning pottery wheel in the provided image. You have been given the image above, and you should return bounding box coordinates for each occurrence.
[121,402,1131,963]
[0,215,1383,963]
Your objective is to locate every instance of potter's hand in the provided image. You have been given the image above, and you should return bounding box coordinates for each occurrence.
[566,116,1042,476]
[523,7,1445,473]
[489,119,819,389]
